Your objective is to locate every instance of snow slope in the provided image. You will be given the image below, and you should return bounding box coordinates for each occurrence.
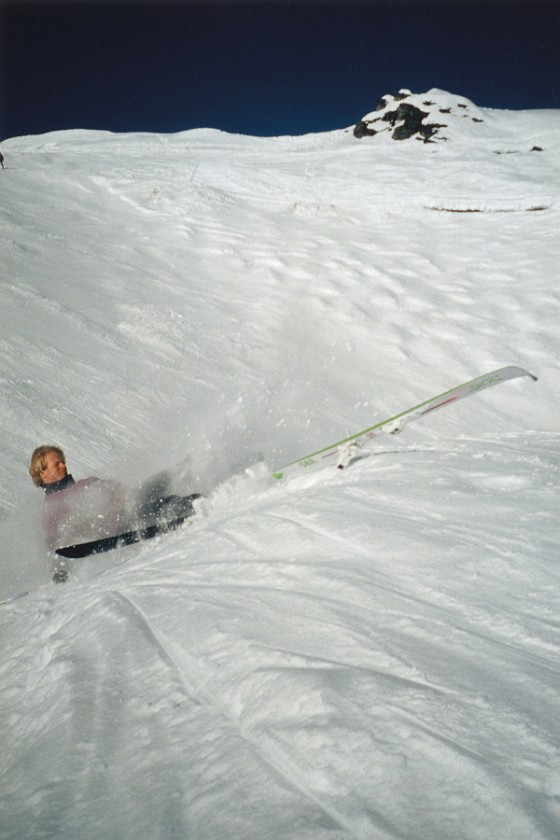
[1,89,559,839]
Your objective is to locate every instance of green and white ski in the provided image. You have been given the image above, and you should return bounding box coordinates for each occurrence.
[272,366,537,480]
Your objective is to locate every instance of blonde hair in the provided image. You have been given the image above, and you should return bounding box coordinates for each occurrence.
[29,445,66,487]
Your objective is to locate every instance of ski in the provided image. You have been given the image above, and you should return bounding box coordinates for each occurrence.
[57,492,202,559]
[272,365,537,480]
[56,513,192,559]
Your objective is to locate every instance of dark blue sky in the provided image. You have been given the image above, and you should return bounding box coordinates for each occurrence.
[1,0,559,140]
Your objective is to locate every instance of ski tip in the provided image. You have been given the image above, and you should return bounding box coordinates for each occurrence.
[510,365,538,382]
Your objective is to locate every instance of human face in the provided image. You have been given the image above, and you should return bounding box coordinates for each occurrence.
[40,450,68,485]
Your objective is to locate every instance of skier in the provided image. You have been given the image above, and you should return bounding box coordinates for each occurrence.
[0,151,4,169]
[29,445,200,578]
[29,445,131,555]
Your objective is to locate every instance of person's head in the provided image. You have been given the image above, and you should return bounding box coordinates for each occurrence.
[29,445,67,487]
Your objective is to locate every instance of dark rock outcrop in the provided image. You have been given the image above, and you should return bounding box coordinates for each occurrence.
[354,90,450,143]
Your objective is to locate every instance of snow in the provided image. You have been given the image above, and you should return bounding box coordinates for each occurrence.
[1,88,559,839]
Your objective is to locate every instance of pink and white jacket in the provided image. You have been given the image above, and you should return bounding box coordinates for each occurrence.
[42,476,130,550]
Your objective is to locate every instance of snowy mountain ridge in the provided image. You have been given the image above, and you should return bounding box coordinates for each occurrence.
[1,90,559,840]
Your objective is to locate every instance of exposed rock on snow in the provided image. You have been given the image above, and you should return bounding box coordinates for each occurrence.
[355,88,450,142]
[354,88,488,143]
[353,87,554,169]
[355,92,448,142]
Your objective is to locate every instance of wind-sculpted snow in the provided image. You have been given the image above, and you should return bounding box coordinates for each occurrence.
[1,90,559,839]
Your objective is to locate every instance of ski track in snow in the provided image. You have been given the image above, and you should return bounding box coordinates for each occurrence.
[1,90,560,839]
